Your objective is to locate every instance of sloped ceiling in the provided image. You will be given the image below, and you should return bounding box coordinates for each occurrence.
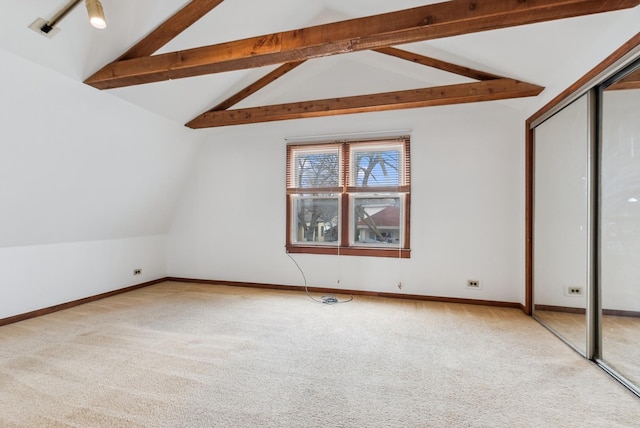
[2,0,640,127]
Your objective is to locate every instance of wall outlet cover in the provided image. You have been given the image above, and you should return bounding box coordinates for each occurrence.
[566,286,584,296]
[467,280,481,289]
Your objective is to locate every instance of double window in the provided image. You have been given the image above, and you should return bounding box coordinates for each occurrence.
[286,137,410,258]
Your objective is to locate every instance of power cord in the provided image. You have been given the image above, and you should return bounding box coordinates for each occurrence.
[286,252,353,305]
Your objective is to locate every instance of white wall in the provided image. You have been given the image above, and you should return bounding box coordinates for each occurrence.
[0,236,165,319]
[0,48,203,247]
[0,47,202,319]
[167,103,525,304]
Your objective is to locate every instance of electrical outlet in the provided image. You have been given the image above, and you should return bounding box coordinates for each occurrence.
[133,269,142,276]
[467,279,481,289]
[567,286,583,296]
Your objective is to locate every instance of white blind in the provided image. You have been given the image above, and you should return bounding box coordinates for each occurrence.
[350,142,404,188]
[287,144,341,189]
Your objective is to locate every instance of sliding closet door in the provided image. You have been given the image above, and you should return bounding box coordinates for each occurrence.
[533,93,592,355]
[599,62,640,390]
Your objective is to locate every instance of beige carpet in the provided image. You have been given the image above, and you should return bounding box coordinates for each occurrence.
[0,281,638,427]
[535,309,640,387]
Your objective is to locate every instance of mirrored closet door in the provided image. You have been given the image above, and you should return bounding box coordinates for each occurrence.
[533,93,592,356]
[599,61,640,390]
[532,57,640,397]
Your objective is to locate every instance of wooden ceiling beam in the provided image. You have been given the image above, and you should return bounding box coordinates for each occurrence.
[210,61,306,111]
[118,0,225,60]
[186,79,544,128]
[209,50,496,113]
[204,48,500,116]
[85,0,640,90]
[372,47,503,81]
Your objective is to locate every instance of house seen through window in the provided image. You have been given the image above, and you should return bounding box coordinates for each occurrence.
[286,136,410,258]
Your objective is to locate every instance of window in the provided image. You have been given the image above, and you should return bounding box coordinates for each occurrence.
[286,137,410,258]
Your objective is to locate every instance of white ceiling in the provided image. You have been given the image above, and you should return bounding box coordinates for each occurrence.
[2,0,640,126]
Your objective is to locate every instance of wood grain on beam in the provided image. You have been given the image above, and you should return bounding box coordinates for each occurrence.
[186,79,544,128]
[606,67,640,90]
[373,47,503,81]
[86,0,640,89]
[119,0,225,60]
[211,61,305,111]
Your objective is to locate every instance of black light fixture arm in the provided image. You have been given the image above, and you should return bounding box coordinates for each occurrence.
[40,0,83,34]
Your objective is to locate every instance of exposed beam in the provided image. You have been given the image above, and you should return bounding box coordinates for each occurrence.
[205,49,497,116]
[118,0,225,60]
[210,61,306,111]
[203,50,498,116]
[606,67,640,90]
[186,79,544,128]
[86,0,640,90]
[373,47,503,81]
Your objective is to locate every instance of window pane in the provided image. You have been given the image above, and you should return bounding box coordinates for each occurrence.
[293,147,340,188]
[352,196,402,246]
[287,138,410,257]
[293,197,339,244]
[352,144,402,187]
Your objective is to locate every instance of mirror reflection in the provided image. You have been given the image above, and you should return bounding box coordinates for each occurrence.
[600,68,640,387]
[533,94,590,355]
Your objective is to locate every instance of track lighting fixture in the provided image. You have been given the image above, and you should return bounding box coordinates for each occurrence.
[85,0,107,30]
[29,0,107,38]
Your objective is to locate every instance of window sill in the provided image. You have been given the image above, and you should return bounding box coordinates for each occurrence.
[286,245,410,258]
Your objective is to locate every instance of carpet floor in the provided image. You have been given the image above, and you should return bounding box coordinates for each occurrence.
[0,281,638,427]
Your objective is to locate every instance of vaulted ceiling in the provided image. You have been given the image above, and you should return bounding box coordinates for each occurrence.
[3,0,640,129]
